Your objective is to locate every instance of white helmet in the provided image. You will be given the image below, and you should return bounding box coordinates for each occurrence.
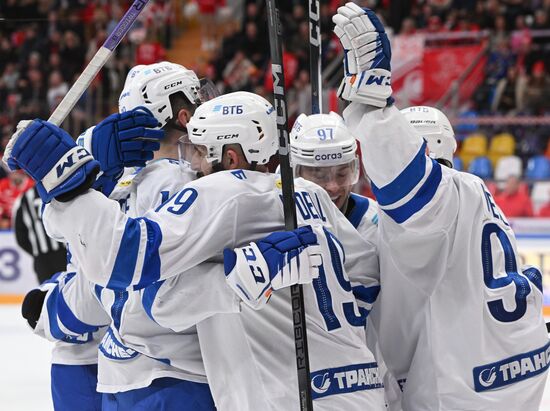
[187,91,278,166]
[118,62,201,127]
[290,112,357,167]
[400,106,457,167]
[289,112,359,185]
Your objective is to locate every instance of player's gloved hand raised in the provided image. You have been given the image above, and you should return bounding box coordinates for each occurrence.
[224,225,323,310]
[333,2,393,107]
[4,119,100,203]
[77,107,164,196]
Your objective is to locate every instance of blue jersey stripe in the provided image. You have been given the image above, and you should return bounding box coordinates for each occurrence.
[347,193,371,229]
[382,159,442,224]
[142,280,165,323]
[57,289,101,334]
[46,288,92,344]
[352,285,381,304]
[111,291,129,331]
[106,218,143,290]
[372,141,427,206]
[134,218,163,290]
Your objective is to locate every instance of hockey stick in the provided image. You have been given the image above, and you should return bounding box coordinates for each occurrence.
[308,0,322,114]
[265,1,314,410]
[48,0,151,126]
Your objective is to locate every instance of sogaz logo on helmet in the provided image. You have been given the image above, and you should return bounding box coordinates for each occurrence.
[315,153,342,161]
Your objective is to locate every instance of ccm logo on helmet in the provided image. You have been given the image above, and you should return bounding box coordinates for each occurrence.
[315,153,342,161]
[164,80,183,90]
[216,134,239,140]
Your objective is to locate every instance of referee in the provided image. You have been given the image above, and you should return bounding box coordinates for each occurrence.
[12,185,67,283]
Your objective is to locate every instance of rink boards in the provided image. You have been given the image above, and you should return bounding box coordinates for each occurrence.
[1,219,550,312]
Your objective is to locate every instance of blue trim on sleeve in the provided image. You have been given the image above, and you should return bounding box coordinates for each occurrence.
[142,280,165,323]
[382,159,442,224]
[372,141,427,206]
[134,219,163,290]
[106,219,141,290]
[111,291,129,331]
[57,290,101,334]
[46,287,93,344]
[352,285,381,304]
[347,193,371,229]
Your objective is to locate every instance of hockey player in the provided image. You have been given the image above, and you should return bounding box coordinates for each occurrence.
[332,3,549,410]
[22,62,218,410]
[289,111,378,240]
[7,91,385,410]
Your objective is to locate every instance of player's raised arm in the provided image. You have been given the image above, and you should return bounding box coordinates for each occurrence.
[333,3,449,225]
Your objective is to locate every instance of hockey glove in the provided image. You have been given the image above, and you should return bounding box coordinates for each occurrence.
[333,3,393,107]
[21,288,47,329]
[5,119,100,203]
[223,225,322,310]
[77,108,164,196]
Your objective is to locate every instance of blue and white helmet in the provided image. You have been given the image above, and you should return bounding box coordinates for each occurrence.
[187,91,278,165]
[118,62,201,128]
[289,112,359,185]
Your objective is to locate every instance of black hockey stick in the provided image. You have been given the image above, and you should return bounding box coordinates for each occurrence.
[309,0,322,114]
[265,1,314,410]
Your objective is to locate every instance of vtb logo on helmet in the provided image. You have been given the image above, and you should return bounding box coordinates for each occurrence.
[118,62,202,128]
[188,91,278,166]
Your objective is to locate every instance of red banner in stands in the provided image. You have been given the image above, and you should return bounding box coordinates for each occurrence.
[392,34,486,106]
[422,44,486,103]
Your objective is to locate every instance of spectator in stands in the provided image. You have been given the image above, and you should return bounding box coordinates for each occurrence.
[135,32,166,65]
[492,66,524,113]
[59,30,85,82]
[522,61,550,114]
[399,17,417,35]
[222,50,257,92]
[47,70,68,112]
[0,169,33,229]
[494,175,535,217]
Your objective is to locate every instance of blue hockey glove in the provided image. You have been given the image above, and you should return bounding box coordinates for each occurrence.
[90,107,164,174]
[333,3,393,107]
[5,120,100,203]
[76,107,164,196]
[223,225,322,310]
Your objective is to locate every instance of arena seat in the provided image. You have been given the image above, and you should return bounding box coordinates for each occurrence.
[531,181,550,213]
[488,133,515,169]
[494,155,522,181]
[468,156,492,179]
[525,155,550,180]
[460,133,488,170]
[452,157,463,171]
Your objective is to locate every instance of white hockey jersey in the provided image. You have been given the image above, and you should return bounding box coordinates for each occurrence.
[37,159,207,393]
[43,169,385,409]
[344,102,549,411]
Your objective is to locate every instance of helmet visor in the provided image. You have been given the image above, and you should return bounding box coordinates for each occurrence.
[295,159,359,187]
[197,78,221,104]
[178,136,215,175]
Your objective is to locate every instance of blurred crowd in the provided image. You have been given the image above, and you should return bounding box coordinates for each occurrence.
[0,0,550,227]
[0,0,175,227]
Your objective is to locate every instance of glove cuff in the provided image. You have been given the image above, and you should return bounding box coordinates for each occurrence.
[338,70,392,108]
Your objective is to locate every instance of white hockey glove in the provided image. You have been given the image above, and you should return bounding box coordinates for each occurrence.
[223,226,322,310]
[333,3,393,107]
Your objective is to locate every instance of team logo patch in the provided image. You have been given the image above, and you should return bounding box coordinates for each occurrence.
[310,362,383,399]
[472,341,550,392]
[99,328,138,361]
